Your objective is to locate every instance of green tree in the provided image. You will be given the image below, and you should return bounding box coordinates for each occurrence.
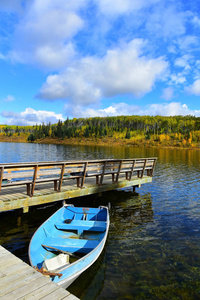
[125,130,131,139]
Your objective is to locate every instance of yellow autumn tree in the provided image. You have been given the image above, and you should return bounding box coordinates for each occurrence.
[159,134,165,142]
[182,139,187,146]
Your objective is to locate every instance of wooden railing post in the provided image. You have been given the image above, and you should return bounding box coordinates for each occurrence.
[111,162,115,182]
[27,184,31,196]
[129,159,136,180]
[81,162,88,187]
[150,158,157,176]
[0,167,4,191]
[31,165,38,196]
[100,161,107,185]
[54,180,57,191]
[140,159,147,178]
[58,164,65,191]
[0,158,157,201]
[116,160,122,182]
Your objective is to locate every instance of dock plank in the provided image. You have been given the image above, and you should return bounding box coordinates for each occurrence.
[1,276,52,299]
[0,263,37,288]
[0,270,40,296]
[0,264,32,287]
[0,158,156,213]
[61,295,79,300]
[40,288,73,300]
[0,261,29,277]
[0,253,22,269]
[0,176,152,213]
[19,283,64,300]
[0,246,79,300]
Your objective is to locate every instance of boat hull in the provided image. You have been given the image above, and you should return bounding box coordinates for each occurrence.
[58,220,109,288]
[29,204,109,288]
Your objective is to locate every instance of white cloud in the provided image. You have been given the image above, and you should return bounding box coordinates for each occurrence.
[186,79,200,95]
[1,0,199,123]
[146,5,188,38]
[38,39,168,104]
[9,0,85,69]
[3,95,15,102]
[168,45,177,54]
[195,60,200,68]
[170,74,186,85]
[1,107,64,125]
[142,102,200,117]
[97,0,159,16]
[0,53,6,60]
[38,71,101,105]
[64,101,200,118]
[65,102,140,118]
[161,87,174,101]
[2,102,199,126]
[174,55,192,68]
[177,35,199,51]
[192,16,200,27]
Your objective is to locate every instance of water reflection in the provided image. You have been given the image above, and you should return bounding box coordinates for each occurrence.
[68,191,154,300]
[1,142,200,299]
[1,142,200,169]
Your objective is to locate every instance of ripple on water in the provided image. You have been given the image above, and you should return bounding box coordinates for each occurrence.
[1,143,200,299]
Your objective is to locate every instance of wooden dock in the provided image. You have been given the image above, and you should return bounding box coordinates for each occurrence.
[0,245,79,300]
[0,158,156,213]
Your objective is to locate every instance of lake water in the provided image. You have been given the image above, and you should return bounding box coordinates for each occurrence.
[0,142,200,299]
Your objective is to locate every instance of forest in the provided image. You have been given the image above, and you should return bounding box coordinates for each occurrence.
[1,115,200,148]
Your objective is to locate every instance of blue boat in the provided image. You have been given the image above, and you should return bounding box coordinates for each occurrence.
[29,204,110,289]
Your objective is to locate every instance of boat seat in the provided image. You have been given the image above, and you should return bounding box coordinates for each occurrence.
[55,220,106,233]
[43,237,99,254]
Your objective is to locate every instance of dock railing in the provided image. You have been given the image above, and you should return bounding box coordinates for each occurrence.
[0,158,157,197]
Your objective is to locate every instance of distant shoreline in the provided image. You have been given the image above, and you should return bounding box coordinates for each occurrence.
[1,115,200,151]
[0,135,199,150]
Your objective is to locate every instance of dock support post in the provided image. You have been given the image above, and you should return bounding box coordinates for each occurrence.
[54,180,57,191]
[133,184,141,193]
[0,167,4,191]
[27,183,31,196]
[23,206,29,213]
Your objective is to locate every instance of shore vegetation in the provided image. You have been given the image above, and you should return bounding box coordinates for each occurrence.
[1,115,200,149]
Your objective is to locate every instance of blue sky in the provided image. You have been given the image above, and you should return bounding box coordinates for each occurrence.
[1,0,200,125]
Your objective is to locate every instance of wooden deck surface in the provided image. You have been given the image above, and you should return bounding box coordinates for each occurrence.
[0,245,79,300]
[0,175,152,213]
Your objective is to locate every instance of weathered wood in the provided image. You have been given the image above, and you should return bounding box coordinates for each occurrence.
[0,158,157,212]
[129,160,136,181]
[0,265,32,287]
[0,269,39,296]
[0,246,79,300]
[58,163,65,191]
[40,288,73,300]
[20,284,63,300]
[0,167,4,191]
[100,161,107,185]
[54,179,58,191]
[31,165,38,196]
[27,183,31,196]
[81,162,88,187]
[140,159,147,179]
[0,158,157,187]
[0,261,28,277]
[0,176,153,213]
[115,160,122,182]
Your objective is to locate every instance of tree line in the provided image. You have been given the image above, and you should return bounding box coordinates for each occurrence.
[26,115,200,144]
[1,115,200,147]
